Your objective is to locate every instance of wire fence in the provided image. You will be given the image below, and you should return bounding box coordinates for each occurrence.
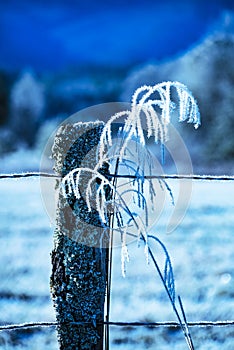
[0,172,234,181]
[0,171,234,342]
[1,320,234,332]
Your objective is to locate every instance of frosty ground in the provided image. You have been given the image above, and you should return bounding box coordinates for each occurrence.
[0,178,234,349]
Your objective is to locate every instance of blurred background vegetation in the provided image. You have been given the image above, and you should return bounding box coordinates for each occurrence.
[0,0,233,174]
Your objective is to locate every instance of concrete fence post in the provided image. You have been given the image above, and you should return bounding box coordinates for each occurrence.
[50,121,110,350]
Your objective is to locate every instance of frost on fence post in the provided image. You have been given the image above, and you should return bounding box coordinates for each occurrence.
[50,121,109,350]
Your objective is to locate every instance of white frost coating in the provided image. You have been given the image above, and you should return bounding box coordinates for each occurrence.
[61,165,153,276]
[98,110,131,160]
[62,168,113,221]
[98,81,200,165]
[61,81,200,277]
[119,223,131,277]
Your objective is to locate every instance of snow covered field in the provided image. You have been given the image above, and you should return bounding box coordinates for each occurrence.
[0,178,234,349]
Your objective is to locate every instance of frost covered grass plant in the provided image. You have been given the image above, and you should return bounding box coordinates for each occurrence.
[98,81,200,163]
[61,81,200,349]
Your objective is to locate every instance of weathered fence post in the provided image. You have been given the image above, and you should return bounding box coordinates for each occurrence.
[50,121,109,350]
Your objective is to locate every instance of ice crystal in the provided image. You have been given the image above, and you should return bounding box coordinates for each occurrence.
[98,81,200,164]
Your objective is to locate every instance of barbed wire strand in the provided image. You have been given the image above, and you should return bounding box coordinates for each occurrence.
[1,320,234,332]
[0,172,234,181]
[0,172,57,179]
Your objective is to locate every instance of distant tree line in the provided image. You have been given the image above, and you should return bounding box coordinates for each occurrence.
[0,31,233,170]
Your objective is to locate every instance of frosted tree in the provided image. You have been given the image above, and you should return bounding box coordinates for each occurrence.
[10,70,45,147]
[61,81,200,349]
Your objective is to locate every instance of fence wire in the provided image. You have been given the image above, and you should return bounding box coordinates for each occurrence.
[0,172,234,181]
[1,320,234,332]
